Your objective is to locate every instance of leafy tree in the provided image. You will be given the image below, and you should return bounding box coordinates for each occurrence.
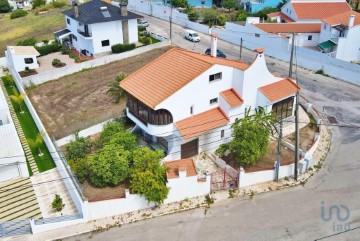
[236,9,248,21]
[170,0,187,8]
[51,194,65,212]
[277,0,287,9]
[188,10,200,21]
[27,132,44,156]
[32,0,46,9]
[256,7,279,19]
[88,145,131,187]
[108,131,138,151]
[65,133,93,160]
[130,147,169,204]
[10,93,25,113]
[0,0,11,13]
[69,158,89,183]
[217,14,227,26]
[107,72,127,103]
[100,121,126,143]
[2,74,14,87]
[216,109,274,167]
[201,8,218,26]
[16,37,37,46]
[223,0,235,12]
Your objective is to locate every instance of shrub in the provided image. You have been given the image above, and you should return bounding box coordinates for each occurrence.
[236,10,248,21]
[100,122,125,143]
[188,10,200,21]
[42,39,49,44]
[1,74,14,87]
[51,194,65,212]
[108,131,138,151]
[138,26,146,32]
[61,47,70,54]
[139,36,152,45]
[201,8,217,26]
[16,37,37,46]
[32,0,46,9]
[52,58,62,66]
[217,14,227,26]
[0,0,11,13]
[65,133,93,160]
[69,158,88,183]
[255,7,279,19]
[35,41,62,56]
[52,0,67,8]
[10,9,28,19]
[111,43,136,54]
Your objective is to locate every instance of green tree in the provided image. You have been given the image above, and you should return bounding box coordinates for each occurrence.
[201,8,218,26]
[32,0,46,9]
[223,0,236,12]
[69,158,89,183]
[277,0,287,9]
[107,72,127,103]
[0,0,11,13]
[100,121,126,143]
[88,145,131,187]
[216,109,274,167]
[236,9,248,21]
[51,194,65,212]
[27,132,44,156]
[217,14,227,26]
[108,131,138,151]
[10,93,25,113]
[2,74,14,87]
[130,147,169,204]
[170,0,187,8]
[65,133,93,160]
[256,7,279,19]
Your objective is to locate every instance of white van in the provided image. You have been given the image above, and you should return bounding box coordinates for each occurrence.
[184,30,200,42]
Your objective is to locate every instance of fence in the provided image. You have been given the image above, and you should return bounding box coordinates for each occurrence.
[0,219,32,237]
[128,0,360,86]
[21,40,171,87]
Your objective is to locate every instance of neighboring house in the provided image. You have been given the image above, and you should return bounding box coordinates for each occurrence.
[0,87,28,182]
[6,46,40,72]
[120,35,300,161]
[243,0,282,13]
[318,11,360,62]
[252,22,321,47]
[164,158,210,203]
[55,0,142,57]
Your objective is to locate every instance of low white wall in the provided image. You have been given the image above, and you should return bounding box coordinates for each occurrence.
[22,41,171,87]
[30,215,87,234]
[0,57,7,68]
[239,168,275,188]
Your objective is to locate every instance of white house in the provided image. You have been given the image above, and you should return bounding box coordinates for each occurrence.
[6,46,40,72]
[55,0,143,57]
[120,35,300,161]
[318,11,360,62]
[164,158,211,203]
[0,87,28,182]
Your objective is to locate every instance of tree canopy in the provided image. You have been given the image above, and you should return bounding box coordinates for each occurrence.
[0,0,11,13]
[170,0,187,8]
[223,0,236,12]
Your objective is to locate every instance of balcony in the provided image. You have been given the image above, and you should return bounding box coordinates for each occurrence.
[77,29,92,38]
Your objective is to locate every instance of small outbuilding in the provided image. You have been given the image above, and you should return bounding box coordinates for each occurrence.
[6,46,40,72]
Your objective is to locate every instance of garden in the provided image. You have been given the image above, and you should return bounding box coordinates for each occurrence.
[64,121,169,204]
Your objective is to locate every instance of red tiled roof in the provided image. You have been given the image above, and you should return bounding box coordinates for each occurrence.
[291,2,351,20]
[322,10,360,27]
[120,48,249,108]
[254,23,321,33]
[174,107,229,139]
[259,78,300,102]
[164,158,197,179]
[220,89,244,107]
[267,12,295,22]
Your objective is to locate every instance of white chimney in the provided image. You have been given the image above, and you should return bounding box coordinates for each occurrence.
[349,15,355,28]
[210,34,218,57]
[178,166,187,178]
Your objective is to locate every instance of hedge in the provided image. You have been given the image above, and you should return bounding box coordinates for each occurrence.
[35,42,62,56]
[10,9,28,19]
[111,43,136,54]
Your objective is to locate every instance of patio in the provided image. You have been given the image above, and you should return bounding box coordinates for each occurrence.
[36,52,76,73]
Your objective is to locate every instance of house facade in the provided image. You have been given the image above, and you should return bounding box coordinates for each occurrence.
[6,46,40,72]
[55,0,142,57]
[244,0,282,13]
[120,36,300,161]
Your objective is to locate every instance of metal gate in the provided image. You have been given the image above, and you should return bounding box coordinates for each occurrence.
[0,219,32,237]
[211,167,238,191]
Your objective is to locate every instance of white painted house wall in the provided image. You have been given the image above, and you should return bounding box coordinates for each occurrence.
[335,25,360,62]
[6,47,39,72]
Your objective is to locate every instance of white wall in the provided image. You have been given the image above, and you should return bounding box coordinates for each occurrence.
[336,25,360,62]
[92,21,123,55]
[128,19,139,43]
[0,57,7,68]
[294,33,320,47]
[6,50,39,72]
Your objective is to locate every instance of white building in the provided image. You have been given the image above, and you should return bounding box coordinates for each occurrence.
[55,0,142,57]
[0,86,28,182]
[318,11,360,62]
[120,35,300,161]
[6,46,40,72]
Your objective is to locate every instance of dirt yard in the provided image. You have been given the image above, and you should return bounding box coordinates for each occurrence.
[285,124,319,151]
[82,180,129,202]
[27,46,173,139]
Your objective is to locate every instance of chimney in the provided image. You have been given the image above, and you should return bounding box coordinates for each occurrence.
[210,34,218,57]
[72,1,79,18]
[178,165,187,178]
[120,2,128,17]
[349,14,355,28]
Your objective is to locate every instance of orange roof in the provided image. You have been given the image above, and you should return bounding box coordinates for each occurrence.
[220,89,244,107]
[164,158,197,179]
[267,12,295,22]
[322,10,360,27]
[259,78,300,103]
[254,23,321,33]
[291,2,351,20]
[120,48,249,108]
[175,107,229,139]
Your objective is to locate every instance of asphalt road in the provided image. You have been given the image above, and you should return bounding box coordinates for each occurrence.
[66,15,360,241]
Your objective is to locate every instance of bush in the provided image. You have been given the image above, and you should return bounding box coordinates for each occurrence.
[188,10,200,21]
[138,26,146,32]
[42,39,49,44]
[52,58,65,67]
[100,122,125,143]
[255,7,279,19]
[69,158,88,183]
[139,36,152,45]
[35,41,62,56]
[0,0,11,13]
[61,47,70,54]
[201,8,218,26]
[217,14,227,26]
[10,9,28,19]
[16,37,37,46]
[52,0,67,8]
[236,10,248,21]
[1,74,14,87]
[65,133,93,160]
[32,0,46,9]
[111,43,136,54]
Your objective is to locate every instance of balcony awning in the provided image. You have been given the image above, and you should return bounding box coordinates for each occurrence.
[318,40,336,50]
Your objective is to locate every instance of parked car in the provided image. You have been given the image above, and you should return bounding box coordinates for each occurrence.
[138,20,149,27]
[205,48,227,58]
[184,30,200,42]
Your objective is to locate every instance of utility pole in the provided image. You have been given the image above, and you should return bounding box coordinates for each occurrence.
[275,118,283,181]
[289,32,299,181]
[240,38,243,61]
[169,7,173,42]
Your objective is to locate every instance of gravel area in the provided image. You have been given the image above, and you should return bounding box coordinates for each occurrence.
[36,52,76,73]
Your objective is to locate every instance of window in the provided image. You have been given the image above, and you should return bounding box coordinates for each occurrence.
[67,18,70,24]
[221,130,224,138]
[201,0,205,4]
[209,72,222,82]
[255,33,260,37]
[72,34,77,41]
[289,10,292,15]
[101,40,110,47]
[323,24,327,30]
[210,98,218,104]
[308,35,312,41]
[271,97,294,120]
[190,105,193,115]
[286,9,288,13]
[24,58,33,64]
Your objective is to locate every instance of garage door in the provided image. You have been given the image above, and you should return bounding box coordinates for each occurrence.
[181,138,199,159]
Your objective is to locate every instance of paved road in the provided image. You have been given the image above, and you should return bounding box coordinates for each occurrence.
[67,16,360,241]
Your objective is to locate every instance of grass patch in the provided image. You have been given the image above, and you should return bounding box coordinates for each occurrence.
[2,79,56,172]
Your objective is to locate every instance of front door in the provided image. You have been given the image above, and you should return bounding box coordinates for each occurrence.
[181,138,199,159]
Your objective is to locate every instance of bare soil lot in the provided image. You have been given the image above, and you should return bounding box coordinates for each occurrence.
[27,46,173,139]
[83,180,129,202]
[285,124,319,151]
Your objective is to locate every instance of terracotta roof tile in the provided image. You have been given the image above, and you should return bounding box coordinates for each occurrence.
[322,10,360,27]
[120,48,249,108]
[174,107,229,139]
[165,158,197,179]
[259,78,300,102]
[291,2,351,20]
[254,23,321,33]
[267,12,295,22]
[220,89,244,107]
